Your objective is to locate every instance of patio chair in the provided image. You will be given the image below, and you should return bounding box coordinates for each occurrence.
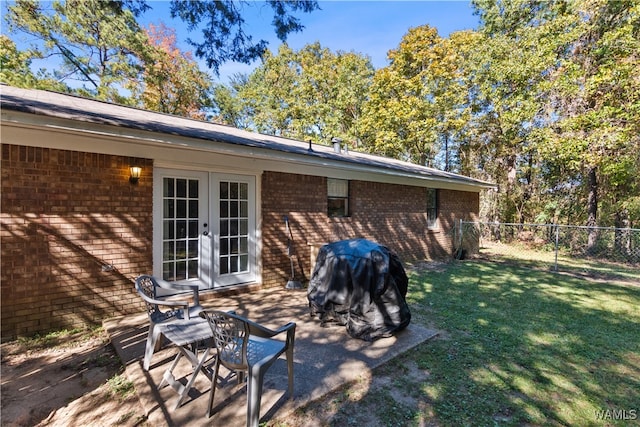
[199,309,296,427]
[135,275,203,370]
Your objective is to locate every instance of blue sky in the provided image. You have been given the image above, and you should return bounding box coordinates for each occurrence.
[140,1,480,83]
[3,1,480,85]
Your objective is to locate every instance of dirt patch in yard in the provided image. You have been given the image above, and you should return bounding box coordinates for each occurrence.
[0,329,148,427]
[274,356,437,427]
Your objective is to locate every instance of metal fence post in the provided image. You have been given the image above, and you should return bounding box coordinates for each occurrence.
[554,224,560,272]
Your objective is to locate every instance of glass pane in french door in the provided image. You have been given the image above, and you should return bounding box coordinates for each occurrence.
[162,177,200,281]
[219,180,249,275]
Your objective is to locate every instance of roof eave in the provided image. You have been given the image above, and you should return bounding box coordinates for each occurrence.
[1,86,496,192]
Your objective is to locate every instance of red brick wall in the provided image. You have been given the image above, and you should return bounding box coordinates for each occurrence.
[260,171,480,288]
[1,146,479,339]
[1,145,152,341]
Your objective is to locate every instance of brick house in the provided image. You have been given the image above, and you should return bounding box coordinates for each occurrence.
[1,85,493,340]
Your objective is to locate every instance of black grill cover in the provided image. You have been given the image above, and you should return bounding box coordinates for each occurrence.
[307,239,411,341]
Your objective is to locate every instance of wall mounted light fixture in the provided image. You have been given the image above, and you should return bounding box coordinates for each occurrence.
[129,166,142,184]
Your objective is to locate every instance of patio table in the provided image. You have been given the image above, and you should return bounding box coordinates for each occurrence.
[157,317,215,410]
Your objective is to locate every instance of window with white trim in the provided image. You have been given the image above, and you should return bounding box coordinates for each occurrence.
[327,178,349,217]
[427,188,438,229]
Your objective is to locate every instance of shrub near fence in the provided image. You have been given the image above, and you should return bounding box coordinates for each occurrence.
[457,221,640,273]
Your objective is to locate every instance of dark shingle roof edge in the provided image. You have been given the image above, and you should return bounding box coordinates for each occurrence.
[1,85,495,189]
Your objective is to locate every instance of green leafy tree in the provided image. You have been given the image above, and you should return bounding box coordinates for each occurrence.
[444,30,488,177]
[240,44,300,136]
[0,34,68,91]
[5,0,318,102]
[290,42,374,144]
[470,0,559,223]
[359,25,472,168]
[472,0,640,238]
[168,0,319,73]
[214,42,374,145]
[5,0,150,103]
[210,73,253,128]
[540,0,640,244]
[433,30,478,173]
[462,28,554,223]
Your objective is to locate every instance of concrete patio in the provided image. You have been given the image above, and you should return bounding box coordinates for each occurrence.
[103,287,439,426]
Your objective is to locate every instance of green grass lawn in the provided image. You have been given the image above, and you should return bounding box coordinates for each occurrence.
[399,259,640,426]
[480,241,640,283]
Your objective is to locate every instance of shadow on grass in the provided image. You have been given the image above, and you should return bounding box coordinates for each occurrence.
[311,260,640,426]
[400,260,640,426]
[479,245,640,284]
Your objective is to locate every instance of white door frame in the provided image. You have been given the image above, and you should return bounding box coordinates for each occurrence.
[153,167,258,289]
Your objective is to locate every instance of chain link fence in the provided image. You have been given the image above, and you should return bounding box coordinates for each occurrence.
[455,221,640,274]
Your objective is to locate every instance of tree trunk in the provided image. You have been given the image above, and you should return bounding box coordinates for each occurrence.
[444,134,450,172]
[504,153,517,223]
[586,166,598,253]
[519,152,534,224]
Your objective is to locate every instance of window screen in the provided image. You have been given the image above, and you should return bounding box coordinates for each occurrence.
[328,178,349,217]
[427,188,438,229]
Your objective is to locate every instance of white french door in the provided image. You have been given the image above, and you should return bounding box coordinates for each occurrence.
[211,174,256,286]
[153,168,256,288]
